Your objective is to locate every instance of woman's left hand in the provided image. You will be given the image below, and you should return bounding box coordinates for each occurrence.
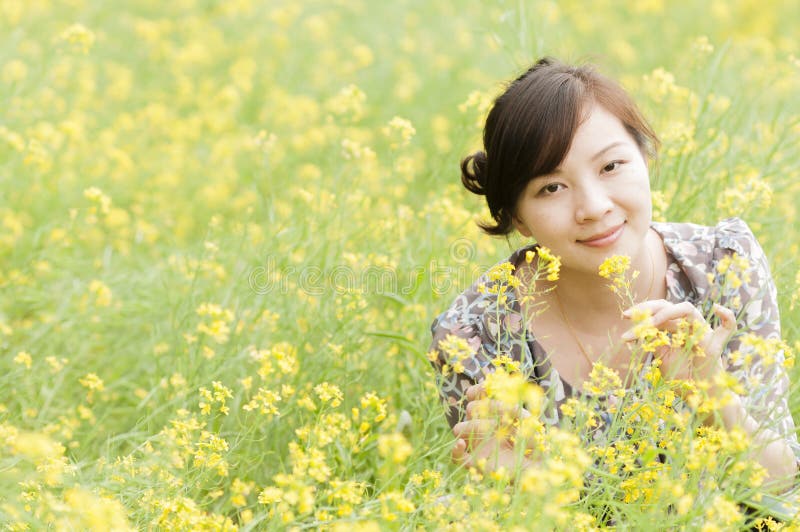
[621,300,737,383]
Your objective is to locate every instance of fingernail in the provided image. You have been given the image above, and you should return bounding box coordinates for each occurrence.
[620,330,635,342]
[622,309,632,318]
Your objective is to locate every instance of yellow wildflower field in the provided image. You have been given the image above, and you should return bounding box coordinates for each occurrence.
[1,0,799,529]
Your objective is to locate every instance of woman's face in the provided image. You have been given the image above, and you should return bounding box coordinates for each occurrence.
[513,103,652,274]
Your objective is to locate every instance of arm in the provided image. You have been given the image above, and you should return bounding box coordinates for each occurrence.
[427,264,533,429]
[427,263,536,475]
[429,305,528,476]
[627,219,799,492]
[710,391,796,493]
[708,219,799,492]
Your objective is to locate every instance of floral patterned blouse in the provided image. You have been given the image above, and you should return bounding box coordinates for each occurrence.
[428,217,800,463]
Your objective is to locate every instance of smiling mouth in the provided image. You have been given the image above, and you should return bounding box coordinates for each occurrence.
[577,222,626,247]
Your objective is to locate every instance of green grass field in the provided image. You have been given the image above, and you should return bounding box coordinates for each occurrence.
[2,0,800,529]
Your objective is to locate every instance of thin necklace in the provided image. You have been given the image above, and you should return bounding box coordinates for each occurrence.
[554,246,656,367]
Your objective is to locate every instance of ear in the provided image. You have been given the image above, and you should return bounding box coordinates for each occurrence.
[512,214,532,238]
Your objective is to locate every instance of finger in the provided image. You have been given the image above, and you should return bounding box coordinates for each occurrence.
[712,304,737,332]
[451,438,470,465]
[452,440,477,469]
[652,347,685,379]
[650,301,704,328]
[622,299,672,318]
[623,317,688,339]
[453,419,497,446]
[467,399,526,421]
[703,304,738,357]
[466,382,486,401]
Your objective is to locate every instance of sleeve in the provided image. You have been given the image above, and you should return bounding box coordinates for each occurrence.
[714,218,800,466]
[427,309,486,430]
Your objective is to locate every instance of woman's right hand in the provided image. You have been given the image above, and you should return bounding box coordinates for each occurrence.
[451,383,536,475]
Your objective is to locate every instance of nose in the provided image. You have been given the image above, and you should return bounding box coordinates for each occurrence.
[574,179,614,223]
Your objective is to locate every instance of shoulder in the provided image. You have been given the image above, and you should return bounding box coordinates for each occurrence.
[652,217,773,306]
[652,217,764,267]
[430,245,533,332]
[428,246,533,379]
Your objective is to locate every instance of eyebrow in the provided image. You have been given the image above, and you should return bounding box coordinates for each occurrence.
[536,140,628,179]
[591,141,626,162]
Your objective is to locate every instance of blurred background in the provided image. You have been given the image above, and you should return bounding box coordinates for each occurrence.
[1,0,799,528]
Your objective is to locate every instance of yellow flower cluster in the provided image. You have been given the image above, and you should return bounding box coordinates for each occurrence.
[598,254,633,294]
[59,23,96,54]
[1,423,131,529]
[249,342,299,378]
[195,302,235,345]
[717,168,773,218]
[518,429,592,514]
[729,333,795,369]
[378,433,413,464]
[476,261,524,308]
[531,246,562,282]
[88,279,113,307]
[13,350,32,369]
[79,373,105,403]
[198,381,233,416]
[484,368,544,417]
[382,116,416,149]
[242,387,282,417]
[584,362,626,397]
[433,333,475,375]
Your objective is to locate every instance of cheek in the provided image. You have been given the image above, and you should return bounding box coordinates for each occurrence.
[619,167,651,203]
[623,180,652,221]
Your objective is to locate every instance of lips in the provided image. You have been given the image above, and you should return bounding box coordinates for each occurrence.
[577,222,625,247]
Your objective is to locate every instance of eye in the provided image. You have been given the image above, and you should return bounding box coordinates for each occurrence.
[602,161,624,173]
[538,182,565,196]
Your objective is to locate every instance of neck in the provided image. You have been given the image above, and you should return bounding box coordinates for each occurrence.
[553,268,625,315]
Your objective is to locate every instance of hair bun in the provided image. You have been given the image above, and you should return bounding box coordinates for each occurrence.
[460,151,488,196]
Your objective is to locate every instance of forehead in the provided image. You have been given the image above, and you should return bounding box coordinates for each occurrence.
[569,104,635,150]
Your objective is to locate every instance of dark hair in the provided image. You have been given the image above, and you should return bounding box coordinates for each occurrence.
[461,57,659,236]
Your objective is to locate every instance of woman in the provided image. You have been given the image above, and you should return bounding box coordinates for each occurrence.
[428,58,799,493]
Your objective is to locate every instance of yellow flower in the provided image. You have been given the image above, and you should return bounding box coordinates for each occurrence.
[377,433,413,464]
[314,382,343,407]
[626,308,670,353]
[45,356,68,373]
[436,334,474,373]
[243,387,282,417]
[325,84,367,120]
[584,362,624,396]
[484,368,544,418]
[537,246,561,281]
[13,351,32,369]
[525,250,535,263]
[2,59,27,84]
[83,186,112,214]
[382,116,416,149]
[59,23,96,54]
[598,255,631,282]
[80,373,104,391]
[459,89,494,128]
[195,302,235,344]
[198,381,233,416]
[88,280,113,307]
